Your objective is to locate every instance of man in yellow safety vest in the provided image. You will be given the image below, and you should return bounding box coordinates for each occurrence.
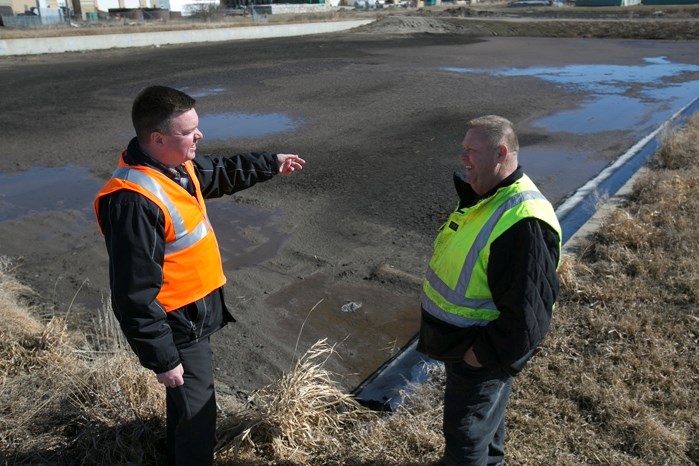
[418,115,561,466]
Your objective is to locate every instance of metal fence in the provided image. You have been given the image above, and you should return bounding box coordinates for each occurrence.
[1,14,66,27]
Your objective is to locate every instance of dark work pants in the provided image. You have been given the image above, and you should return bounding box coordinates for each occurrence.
[166,337,216,466]
[441,361,513,466]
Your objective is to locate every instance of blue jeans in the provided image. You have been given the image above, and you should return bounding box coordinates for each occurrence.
[441,361,513,466]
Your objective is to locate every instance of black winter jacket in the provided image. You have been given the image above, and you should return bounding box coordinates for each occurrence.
[97,138,280,374]
[417,168,560,375]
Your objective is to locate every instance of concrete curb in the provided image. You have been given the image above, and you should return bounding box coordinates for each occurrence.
[0,19,373,56]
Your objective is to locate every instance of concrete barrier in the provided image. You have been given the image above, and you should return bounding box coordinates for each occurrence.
[0,19,373,56]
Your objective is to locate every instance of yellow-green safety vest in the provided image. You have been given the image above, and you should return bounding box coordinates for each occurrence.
[421,174,561,328]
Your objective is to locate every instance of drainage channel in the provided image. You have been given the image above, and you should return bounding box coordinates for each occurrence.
[352,96,699,411]
[556,96,699,245]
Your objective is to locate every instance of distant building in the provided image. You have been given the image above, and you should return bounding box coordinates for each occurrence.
[0,0,72,21]
[161,0,217,16]
[98,0,156,11]
[0,0,62,15]
[0,0,342,20]
[642,0,699,4]
[575,0,639,5]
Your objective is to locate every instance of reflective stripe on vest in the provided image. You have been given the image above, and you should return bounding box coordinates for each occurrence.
[112,166,210,255]
[422,181,559,329]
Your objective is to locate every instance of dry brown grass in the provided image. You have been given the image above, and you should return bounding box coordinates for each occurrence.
[215,340,444,465]
[504,114,699,466]
[222,340,376,464]
[1,116,698,464]
[0,267,164,465]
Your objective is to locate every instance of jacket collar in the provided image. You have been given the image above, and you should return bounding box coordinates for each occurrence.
[454,166,524,210]
[124,137,193,194]
[124,137,171,172]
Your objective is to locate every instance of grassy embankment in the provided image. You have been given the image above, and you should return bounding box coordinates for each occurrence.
[1,115,698,465]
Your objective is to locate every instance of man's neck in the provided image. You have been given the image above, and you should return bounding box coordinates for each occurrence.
[138,141,174,168]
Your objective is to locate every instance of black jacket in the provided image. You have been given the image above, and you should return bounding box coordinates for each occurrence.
[97,138,280,374]
[417,168,560,375]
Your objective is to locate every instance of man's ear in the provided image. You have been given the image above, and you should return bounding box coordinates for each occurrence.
[150,131,165,146]
[496,144,508,161]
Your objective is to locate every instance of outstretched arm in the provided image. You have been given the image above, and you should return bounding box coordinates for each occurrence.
[193,152,305,199]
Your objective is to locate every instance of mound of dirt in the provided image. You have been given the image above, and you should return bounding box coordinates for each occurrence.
[354,15,478,34]
[355,11,699,40]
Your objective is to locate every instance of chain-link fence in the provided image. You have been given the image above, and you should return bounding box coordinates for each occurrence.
[1,8,66,28]
[1,8,171,29]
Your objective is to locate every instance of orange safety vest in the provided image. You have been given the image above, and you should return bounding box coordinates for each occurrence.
[94,153,227,312]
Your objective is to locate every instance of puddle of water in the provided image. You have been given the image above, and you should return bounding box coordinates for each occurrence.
[119,83,299,142]
[199,112,300,140]
[179,86,228,98]
[534,95,657,134]
[0,164,415,392]
[265,272,421,390]
[0,165,101,222]
[557,97,699,244]
[521,147,608,203]
[447,57,698,92]
[443,57,699,137]
[0,165,289,272]
[117,110,301,141]
[205,199,290,271]
[500,59,698,90]
[0,164,294,336]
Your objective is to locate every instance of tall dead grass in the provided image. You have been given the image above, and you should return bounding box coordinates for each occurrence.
[505,114,699,465]
[0,263,164,464]
[1,115,698,465]
[215,340,443,465]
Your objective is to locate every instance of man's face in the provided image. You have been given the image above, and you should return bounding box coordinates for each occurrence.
[460,128,502,196]
[156,108,203,167]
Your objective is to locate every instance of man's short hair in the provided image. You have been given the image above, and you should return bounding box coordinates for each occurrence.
[132,86,196,142]
[467,115,519,156]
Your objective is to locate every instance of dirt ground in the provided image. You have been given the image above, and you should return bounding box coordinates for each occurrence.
[1,8,698,397]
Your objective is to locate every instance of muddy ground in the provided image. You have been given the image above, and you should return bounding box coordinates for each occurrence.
[1,9,698,397]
